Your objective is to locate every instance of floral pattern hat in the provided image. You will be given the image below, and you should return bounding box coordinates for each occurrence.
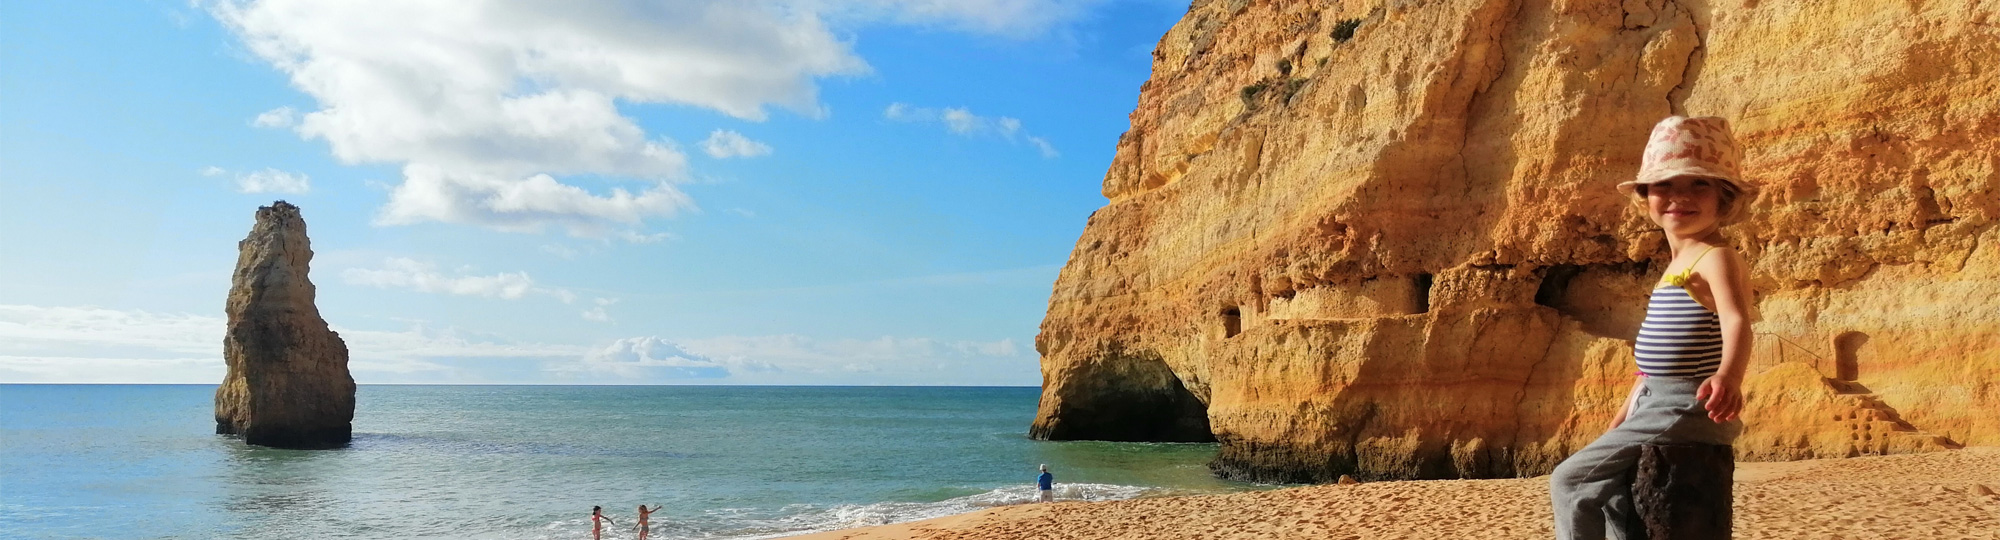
[1617,116,1757,224]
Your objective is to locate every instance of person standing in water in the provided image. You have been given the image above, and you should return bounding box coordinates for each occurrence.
[1036,464,1054,503]
[635,504,660,540]
[590,506,616,540]
[1548,116,1756,540]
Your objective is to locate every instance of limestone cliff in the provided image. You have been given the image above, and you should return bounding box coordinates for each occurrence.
[1032,0,1998,482]
[215,201,355,449]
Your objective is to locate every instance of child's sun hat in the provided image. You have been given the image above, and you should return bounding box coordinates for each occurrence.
[1617,116,1756,223]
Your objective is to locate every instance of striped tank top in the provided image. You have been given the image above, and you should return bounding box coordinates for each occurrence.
[1636,247,1723,378]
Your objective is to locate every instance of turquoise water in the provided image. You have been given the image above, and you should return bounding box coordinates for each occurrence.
[0,385,1256,539]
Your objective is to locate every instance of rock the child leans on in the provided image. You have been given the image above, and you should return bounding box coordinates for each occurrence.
[1549,116,1759,540]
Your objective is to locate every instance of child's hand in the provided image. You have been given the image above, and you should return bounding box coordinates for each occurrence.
[1695,375,1744,423]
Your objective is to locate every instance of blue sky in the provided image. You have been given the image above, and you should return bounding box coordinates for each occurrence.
[0,0,1188,385]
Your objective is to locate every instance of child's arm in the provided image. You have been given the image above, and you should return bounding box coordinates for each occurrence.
[1696,246,1753,422]
[1607,375,1645,431]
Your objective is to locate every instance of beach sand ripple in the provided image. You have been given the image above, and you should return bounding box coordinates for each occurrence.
[789,448,2000,540]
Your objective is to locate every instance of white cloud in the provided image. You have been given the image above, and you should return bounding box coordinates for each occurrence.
[615,230,674,244]
[1028,136,1059,158]
[0,305,220,357]
[0,304,583,383]
[251,106,295,128]
[883,103,1058,158]
[341,258,563,300]
[996,116,1022,137]
[375,166,694,237]
[560,336,746,379]
[582,298,618,323]
[207,0,869,235]
[700,129,774,159]
[677,334,1018,376]
[884,102,922,121]
[0,304,1032,385]
[234,167,311,194]
[204,0,1118,235]
[941,107,981,134]
[341,324,586,367]
[200,166,227,177]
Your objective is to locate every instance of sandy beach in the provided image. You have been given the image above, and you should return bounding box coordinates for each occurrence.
[790,447,2000,540]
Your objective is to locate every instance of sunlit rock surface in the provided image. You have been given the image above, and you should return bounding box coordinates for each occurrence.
[1032,0,1997,482]
[215,201,354,449]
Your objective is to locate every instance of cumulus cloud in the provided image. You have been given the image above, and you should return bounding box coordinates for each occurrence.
[374,165,693,237]
[251,106,295,128]
[206,0,1116,235]
[234,167,311,194]
[562,336,740,379]
[341,257,565,300]
[884,102,1057,158]
[208,0,869,236]
[699,130,774,159]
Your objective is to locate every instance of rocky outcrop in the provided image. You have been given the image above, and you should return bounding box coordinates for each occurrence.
[1032,0,1998,482]
[215,201,354,449]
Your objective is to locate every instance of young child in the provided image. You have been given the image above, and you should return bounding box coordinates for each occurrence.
[636,504,660,540]
[1549,116,1756,540]
[591,506,616,540]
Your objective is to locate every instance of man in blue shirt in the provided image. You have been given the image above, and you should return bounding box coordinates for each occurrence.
[1037,464,1054,503]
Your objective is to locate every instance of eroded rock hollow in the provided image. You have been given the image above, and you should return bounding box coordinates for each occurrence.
[1032,0,1998,482]
[215,201,355,449]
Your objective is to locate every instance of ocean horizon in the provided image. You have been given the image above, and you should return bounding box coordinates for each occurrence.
[1,384,1265,539]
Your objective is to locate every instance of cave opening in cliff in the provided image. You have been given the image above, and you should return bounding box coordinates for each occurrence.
[1412,273,1434,313]
[1221,307,1242,338]
[1534,264,1584,309]
[1835,331,1869,382]
[1029,345,1215,444]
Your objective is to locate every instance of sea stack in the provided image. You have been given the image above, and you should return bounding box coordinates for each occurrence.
[214,201,355,449]
[1033,0,1996,482]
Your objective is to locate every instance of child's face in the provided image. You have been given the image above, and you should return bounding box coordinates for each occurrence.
[1645,176,1722,235]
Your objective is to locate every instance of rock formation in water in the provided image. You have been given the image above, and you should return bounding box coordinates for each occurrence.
[215,201,355,449]
[1032,0,1998,482]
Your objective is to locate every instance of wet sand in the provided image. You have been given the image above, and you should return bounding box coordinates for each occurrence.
[788,447,2000,539]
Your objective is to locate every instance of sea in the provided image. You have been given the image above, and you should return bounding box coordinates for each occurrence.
[0,385,1261,539]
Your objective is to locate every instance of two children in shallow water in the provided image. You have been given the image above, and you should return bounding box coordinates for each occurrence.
[1549,115,1758,539]
[589,504,660,540]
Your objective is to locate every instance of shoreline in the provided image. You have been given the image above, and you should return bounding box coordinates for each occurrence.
[785,447,2000,539]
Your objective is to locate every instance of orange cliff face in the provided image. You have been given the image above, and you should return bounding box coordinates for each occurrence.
[1030,0,1998,482]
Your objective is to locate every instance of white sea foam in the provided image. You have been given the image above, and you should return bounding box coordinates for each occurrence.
[724,483,1165,539]
[536,483,1185,540]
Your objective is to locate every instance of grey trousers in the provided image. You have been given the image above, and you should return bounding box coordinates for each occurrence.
[1549,376,1742,540]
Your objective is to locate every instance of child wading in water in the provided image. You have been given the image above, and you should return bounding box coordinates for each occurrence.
[590,506,616,540]
[636,504,660,540]
[1550,116,1756,540]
